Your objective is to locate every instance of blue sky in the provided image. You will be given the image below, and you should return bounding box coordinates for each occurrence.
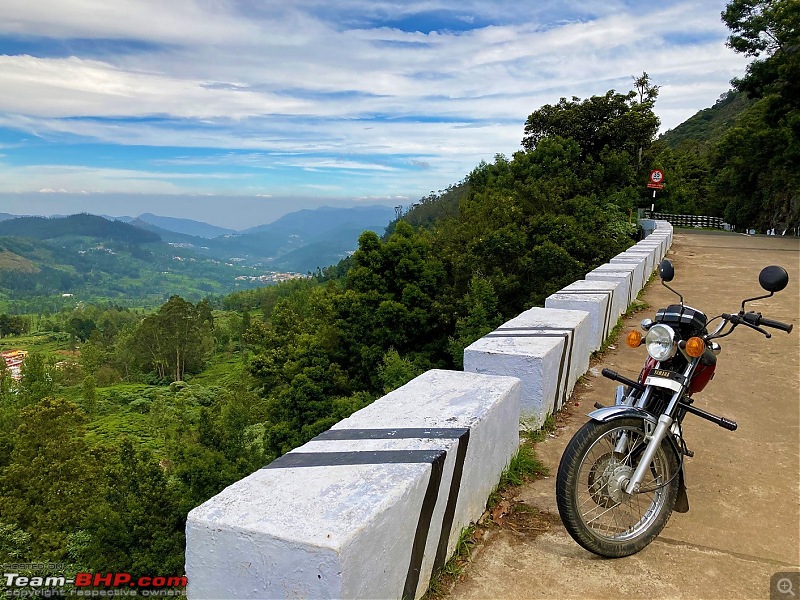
[0,0,748,229]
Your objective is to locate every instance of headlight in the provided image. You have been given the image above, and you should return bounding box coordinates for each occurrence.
[645,324,677,361]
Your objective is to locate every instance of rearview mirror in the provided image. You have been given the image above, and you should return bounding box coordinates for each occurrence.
[759,265,788,293]
[658,259,674,283]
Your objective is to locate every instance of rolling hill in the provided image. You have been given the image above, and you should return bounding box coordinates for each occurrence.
[127,205,395,272]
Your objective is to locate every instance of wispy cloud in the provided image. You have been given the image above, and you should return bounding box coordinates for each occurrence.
[0,0,748,215]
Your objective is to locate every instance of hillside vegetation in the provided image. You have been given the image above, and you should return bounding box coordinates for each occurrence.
[651,0,798,230]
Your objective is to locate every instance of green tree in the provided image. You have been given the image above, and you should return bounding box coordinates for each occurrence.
[81,375,98,415]
[0,398,104,559]
[723,0,799,104]
[132,296,214,382]
[521,88,660,176]
[18,352,55,405]
[714,0,799,229]
[72,440,185,575]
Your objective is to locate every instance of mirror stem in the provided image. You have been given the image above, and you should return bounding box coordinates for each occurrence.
[741,291,773,313]
[661,280,683,305]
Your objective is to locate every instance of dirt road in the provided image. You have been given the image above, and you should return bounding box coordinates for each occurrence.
[447,232,800,600]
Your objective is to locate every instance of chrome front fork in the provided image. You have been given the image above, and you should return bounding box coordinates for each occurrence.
[625,414,673,494]
[620,358,699,495]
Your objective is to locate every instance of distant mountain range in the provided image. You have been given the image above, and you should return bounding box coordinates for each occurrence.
[0,205,396,306]
[122,205,396,272]
[134,213,238,238]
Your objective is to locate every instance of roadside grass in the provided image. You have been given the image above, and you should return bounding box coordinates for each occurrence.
[423,425,550,599]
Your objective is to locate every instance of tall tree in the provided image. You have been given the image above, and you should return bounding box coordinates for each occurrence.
[521,88,660,172]
[0,398,104,559]
[716,0,799,229]
[132,296,213,382]
[723,0,799,113]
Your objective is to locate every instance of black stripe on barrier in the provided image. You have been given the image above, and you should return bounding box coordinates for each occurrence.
[432,429,470,573]
[313,426,471,575]
[487,326,575,413]
[590,269,635,305]
[550,289,614,344]
[263,449,444,468]
[264,427,472,600]
[611,259,648,292]
[624,252,657,284]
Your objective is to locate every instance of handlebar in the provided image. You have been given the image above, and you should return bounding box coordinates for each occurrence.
[719,311,793,338]
[757,316,793,334]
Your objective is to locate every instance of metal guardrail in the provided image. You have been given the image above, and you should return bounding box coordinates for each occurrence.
[643,212,727,229]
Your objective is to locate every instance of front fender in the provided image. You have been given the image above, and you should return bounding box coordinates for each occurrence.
[587,405,689,513]
[588,405,658,427]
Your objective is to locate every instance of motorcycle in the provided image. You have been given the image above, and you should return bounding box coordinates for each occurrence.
[555,259,793,557]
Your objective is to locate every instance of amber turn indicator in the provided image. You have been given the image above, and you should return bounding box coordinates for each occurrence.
[685,337,705,358]
[626,330,643,348]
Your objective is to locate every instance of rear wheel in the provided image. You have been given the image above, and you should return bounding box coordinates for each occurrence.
[556,418,679,557]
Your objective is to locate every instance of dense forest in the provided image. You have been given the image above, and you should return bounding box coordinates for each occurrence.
[0,0,795,587]
[652,0,799,230]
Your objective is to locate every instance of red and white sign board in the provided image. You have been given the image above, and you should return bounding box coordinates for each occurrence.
[650,170,664,184]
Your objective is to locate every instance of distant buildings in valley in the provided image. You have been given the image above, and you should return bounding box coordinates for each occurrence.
[1,349,27,381]
[235,272,308,283]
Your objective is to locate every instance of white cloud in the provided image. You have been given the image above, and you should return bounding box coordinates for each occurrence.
[0,0,750,201]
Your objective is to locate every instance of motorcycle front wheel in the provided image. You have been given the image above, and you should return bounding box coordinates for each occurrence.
[556,417,679,557]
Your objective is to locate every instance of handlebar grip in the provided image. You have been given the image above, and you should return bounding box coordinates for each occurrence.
[719,417,738,431]
[758,317,793,333]
[601,368,618,379]
[601,368,645,392]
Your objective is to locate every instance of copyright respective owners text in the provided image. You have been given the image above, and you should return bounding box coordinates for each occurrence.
[772,571,800,600]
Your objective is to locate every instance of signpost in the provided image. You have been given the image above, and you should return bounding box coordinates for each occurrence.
[647,169,664,200]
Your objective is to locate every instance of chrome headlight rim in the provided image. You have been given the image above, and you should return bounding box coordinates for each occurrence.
[645,323,677,361]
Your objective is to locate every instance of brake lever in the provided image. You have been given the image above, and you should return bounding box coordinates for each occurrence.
[752,324,772,338]
[737,311,772,338]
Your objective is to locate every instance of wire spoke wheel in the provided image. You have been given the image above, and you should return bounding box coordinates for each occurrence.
[556,418,679,557]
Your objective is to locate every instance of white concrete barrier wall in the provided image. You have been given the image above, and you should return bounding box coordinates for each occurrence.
[635,238,665,261]
[592,261,646,298]
[610,253,653,291]
[463,307,590,429]
[545,291,610,352]
[586,267,635,305]
[463,219,673,430]
[186,370,521,600]
[553,279,625,347]
[613,249,657,279]
[185,219,675,599]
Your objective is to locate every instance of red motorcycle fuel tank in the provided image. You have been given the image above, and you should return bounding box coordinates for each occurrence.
[689,362,716,394]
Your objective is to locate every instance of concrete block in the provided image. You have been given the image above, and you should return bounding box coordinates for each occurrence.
[652,229,673,249]
[601,258,646,297]
[464,307,591,428]
[559,279,626,332]
[586,266,635,305]
[186,369,521,600]
[609,255,649,292]
[614,249,656,280]
[545,290,610,352]
[636,239,666,261]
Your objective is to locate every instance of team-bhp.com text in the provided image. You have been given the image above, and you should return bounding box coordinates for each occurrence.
[3,572,187,596]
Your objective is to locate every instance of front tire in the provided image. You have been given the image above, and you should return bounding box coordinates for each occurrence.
[556,418,679,557]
